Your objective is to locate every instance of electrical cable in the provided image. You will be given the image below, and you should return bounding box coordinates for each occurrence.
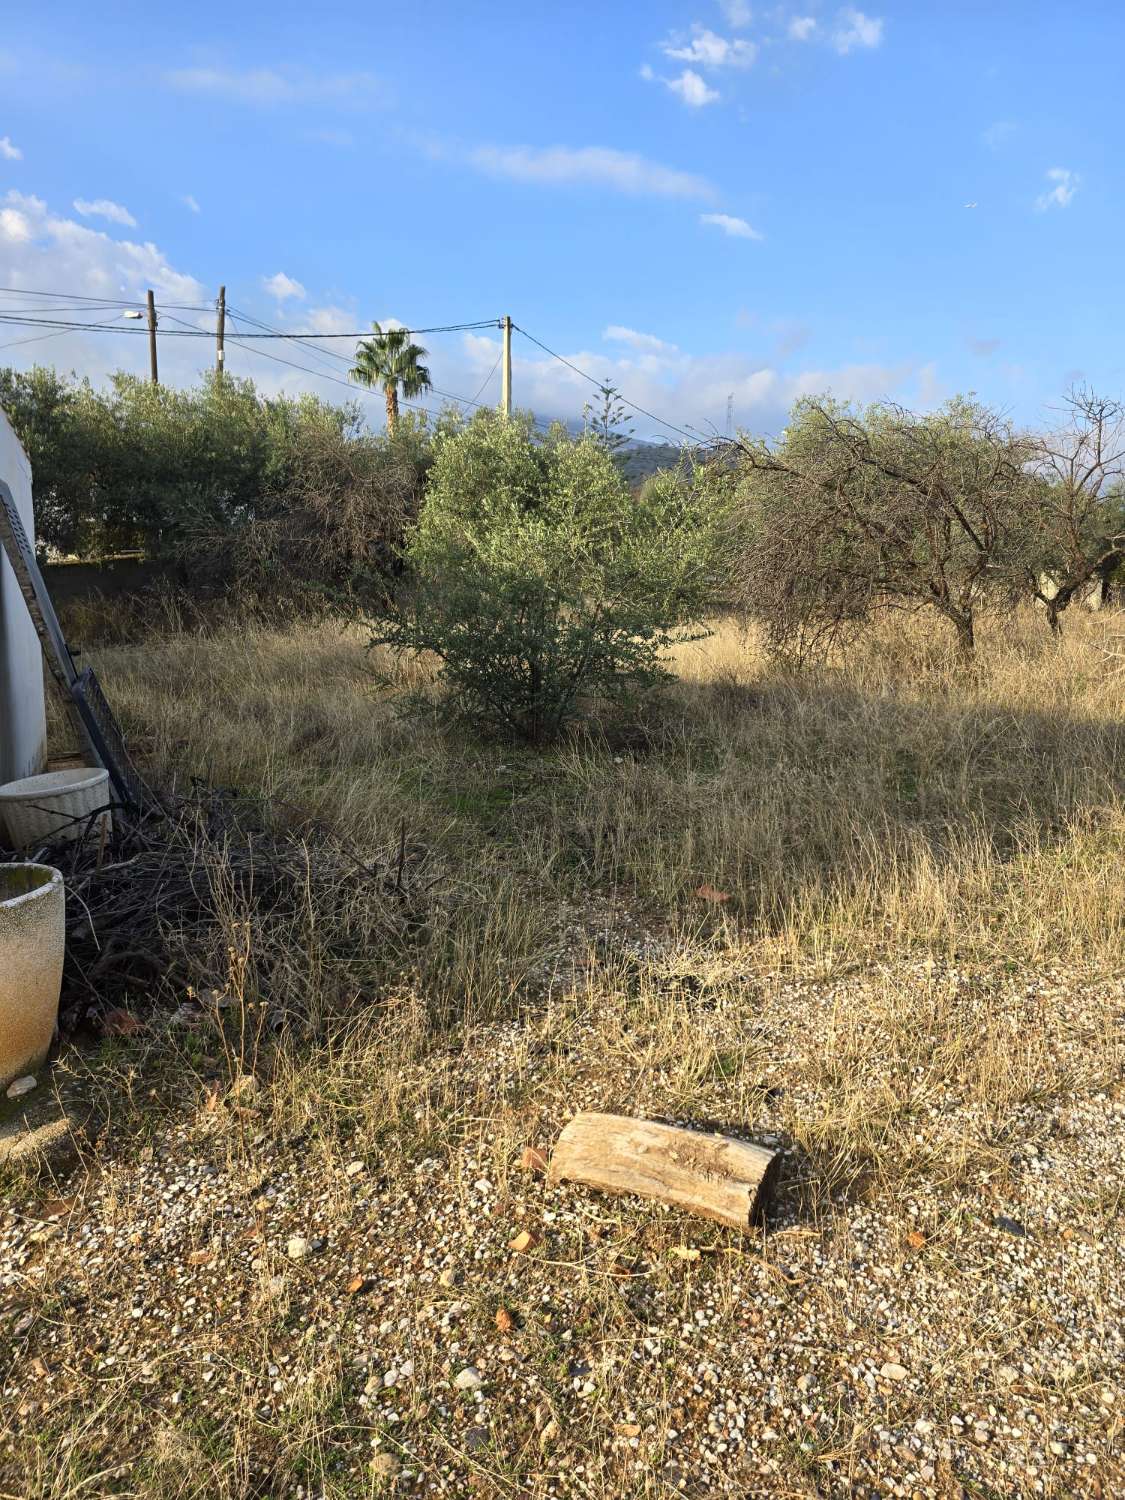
[513,323,699,445]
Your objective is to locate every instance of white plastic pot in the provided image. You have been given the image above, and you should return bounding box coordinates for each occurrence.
[0,767,111,851]
[0,863,65,1090]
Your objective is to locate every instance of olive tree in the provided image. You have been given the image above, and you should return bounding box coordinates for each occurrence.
[367,413,720,744]
[1024,388,1125,631]
[726,396,1037,658]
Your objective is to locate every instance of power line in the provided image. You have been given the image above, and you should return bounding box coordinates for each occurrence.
[0,285,213,312]
[513,323,700,446]
[0,280,695,449]
[469,351,503,405]
[0,311,127,352]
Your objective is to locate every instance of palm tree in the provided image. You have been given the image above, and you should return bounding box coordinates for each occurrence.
[350,322,432,436]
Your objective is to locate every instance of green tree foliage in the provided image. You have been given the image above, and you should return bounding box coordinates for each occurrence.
[583,382,634,456]
[350,323,432,436]
[0,367,430,598]
[366,414,721,744]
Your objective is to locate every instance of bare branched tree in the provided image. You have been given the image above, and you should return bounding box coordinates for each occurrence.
[1025,387,1125,632]
[724,396,1037,659]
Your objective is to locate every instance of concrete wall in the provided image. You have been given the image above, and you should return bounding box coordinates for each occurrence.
[0,410,47,785]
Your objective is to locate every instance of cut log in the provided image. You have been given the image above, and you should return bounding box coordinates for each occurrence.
[547,1112,779,1229]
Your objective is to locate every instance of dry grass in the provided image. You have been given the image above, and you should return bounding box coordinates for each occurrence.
[4,605,1122,1497]
[92,604,1125,978]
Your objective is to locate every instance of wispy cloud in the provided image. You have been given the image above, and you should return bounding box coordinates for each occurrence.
[832,8,884,54]
[967,336,1002,357]
[788,16,817,41]
[73,197,137,227]
[182,194,201,214]
[604,325,678,355]
[1035,166,1079,212]
[701,212,764,241]
[0,135,21,161]
[661,26,757,68]
[466,143,714,199]
[982,120,1016,151]
[262,271,306,300]
[166,66,381,107]
[719,0,753,25]
[309,127,355,147]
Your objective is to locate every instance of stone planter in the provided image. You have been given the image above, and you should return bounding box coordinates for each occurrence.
[0,864,64,1091]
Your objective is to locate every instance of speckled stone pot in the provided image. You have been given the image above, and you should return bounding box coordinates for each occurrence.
[0,864,64,1092]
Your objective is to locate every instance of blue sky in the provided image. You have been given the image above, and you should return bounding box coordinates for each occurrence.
[0,1,1121,440]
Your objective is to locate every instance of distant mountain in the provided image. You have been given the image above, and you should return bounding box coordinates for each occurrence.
[616,442,684,485]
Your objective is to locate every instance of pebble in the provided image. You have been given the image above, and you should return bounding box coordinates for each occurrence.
[453,1367,482,1391]
[881,1362,909,1382]
[286,1236,310,1261]
[5,1075,36,1099]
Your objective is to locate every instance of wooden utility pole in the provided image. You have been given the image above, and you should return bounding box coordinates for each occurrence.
[146,290,158,385]
[215,285,226,381]
[500,315,512,418]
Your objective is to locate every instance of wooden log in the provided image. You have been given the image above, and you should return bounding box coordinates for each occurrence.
[547,1112,779,1229]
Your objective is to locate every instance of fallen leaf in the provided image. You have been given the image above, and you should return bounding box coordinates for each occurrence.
[905,1229,927,1250]
[495,1306,514,1334]
[694,883,731,904]
[186,1249,212,1267]
[509,1229,541,1254]
[103,1007,142,1036]
[36,1196,76,1223]
[202,1080,223,1112]
[519,1146,548,1174]
[346,1274,372,1296]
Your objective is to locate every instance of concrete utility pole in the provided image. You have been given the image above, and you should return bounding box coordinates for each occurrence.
[146,290,158,386]
[500,315,512,418]
[215,285,226,381]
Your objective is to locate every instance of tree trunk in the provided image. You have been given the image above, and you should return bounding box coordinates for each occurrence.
[953,611,975,658]
[385,384,398,437]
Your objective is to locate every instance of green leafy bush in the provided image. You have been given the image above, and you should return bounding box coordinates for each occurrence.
[367,414,720,744]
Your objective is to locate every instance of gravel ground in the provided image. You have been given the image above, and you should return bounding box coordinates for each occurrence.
[0,958,1122,1498]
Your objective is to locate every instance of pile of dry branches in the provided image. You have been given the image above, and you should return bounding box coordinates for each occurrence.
[25,787,435,1035]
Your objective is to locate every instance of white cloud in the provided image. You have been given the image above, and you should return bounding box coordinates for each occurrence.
[461,327,940,439]
[665,68,721,107]
[467,143,714,199]
[0,136,21,161]
[604,325,678,355]
[73,197,137,228]
[1035,166,1079,212]
[262,271,306,301]
[719,0,753,25]
[832,8,884,53]
[183,194,201,214]
[661,26,757,68]
[0,205,32,242]
[788,16,817,41]
[305,305,355,335]
[701,212,764,241]
[0,191,203,303]
[166,66,380,107]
